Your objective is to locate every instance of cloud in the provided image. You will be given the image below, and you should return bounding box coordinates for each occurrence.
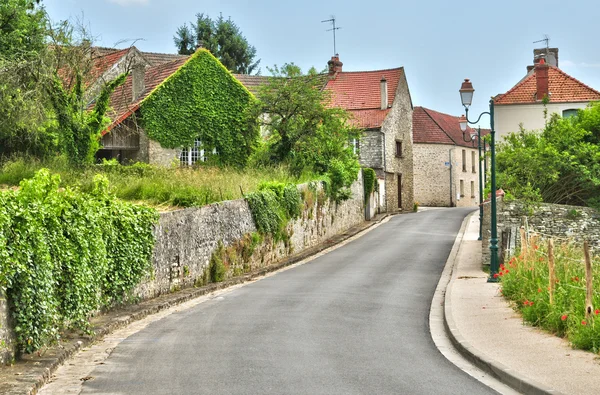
[107,0,149,6]
[562,59,600,69]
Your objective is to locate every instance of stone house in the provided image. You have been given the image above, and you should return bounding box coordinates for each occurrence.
[494,48,600,138]
[413,107,487,207]
[91,46,253,166]
[323,56,414,212]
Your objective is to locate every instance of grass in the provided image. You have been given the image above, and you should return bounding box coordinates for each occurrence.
[500,236,600,352]
[0,156,315,210]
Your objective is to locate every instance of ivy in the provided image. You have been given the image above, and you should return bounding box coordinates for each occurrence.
[140,49,258,168]
[245,182,302,240]
[362,167,376,204]
[0,169,158,353]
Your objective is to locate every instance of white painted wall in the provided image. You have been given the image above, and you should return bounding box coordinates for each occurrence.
[494,102,590,139]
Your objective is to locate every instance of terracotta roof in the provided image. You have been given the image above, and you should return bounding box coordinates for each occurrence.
[413,107,488,148]
[104,57,189,132]
[89,48,130,83]
[495,66,600,105]
[232,74,270,95]
[141,51,189,66]
[324,68,404,128]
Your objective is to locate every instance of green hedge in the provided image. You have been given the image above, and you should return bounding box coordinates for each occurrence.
[140,49,258,167]
[0,169,158,353]
[245,182,302,240]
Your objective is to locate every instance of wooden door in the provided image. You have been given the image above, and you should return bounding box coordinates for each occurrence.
[397,174,402,209]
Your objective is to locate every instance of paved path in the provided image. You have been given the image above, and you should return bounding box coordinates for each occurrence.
[63,209,498,394]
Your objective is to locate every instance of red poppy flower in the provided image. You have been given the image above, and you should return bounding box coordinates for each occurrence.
[493,273,499,279]
[582,320,587,326]
[561,315,568,321]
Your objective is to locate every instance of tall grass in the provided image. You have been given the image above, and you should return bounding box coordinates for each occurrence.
[500,237,600,352]
[0,156,314,209]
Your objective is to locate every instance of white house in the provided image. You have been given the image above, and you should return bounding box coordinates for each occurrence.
[494,49,600,138]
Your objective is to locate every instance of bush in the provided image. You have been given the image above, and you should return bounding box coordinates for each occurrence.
[0,169,158,353]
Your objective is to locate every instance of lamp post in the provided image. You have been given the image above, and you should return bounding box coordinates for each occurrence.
[459,79,499,283]
[458,118,484,242]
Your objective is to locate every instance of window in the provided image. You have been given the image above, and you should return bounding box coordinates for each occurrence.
[351,138,360,155]
[460,179,465,197]
[471,181,475,198]
[462,149,466,172]
[562,109,578,118]
[471,151,476,173]
[395,141,403,157]
[180,139,217,166]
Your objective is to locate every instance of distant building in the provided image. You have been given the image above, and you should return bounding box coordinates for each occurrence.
[413,107,487,207]
[494,48,600,137]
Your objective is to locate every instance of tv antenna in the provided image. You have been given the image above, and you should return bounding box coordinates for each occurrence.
[321,16,341,55]
[533,34,550,50]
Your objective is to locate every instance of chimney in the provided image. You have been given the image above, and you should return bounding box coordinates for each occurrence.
[380,77,388,110]
[327,54,343,77]
[535,58,549,101]
[132,64,145,101]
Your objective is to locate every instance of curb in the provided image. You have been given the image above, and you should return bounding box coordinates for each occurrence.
[0,214,390,395]
[442,213,565,395]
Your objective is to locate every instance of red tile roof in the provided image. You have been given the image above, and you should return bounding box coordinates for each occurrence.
[89,48,130,83]
[495,66,600,105]
[103,57,189,132]
[324,68,404,128]
[413,107,488,148]
[232,74,270,95]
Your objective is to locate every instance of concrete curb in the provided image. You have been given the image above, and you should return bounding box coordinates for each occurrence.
[0,214,391,395]
[442,212,565,395]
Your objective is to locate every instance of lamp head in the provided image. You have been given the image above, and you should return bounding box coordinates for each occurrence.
[459,115,468,132]
[459,79,475,107]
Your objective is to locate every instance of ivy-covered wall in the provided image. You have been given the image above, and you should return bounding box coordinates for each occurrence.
[140,49,257,167]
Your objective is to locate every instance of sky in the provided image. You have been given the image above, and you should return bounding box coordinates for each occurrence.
[43,0,600,129]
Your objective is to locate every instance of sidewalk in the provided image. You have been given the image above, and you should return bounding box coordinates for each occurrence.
[445,212,600,395]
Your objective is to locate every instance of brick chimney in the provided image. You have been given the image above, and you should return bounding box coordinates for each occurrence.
[380,77,388,110]
[535,58,549,101]
[327,54,343,77]
[132,64,145,102]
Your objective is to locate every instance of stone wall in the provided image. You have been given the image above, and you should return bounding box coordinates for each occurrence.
[413,143,481,207]
[136,176,365,298]
[0,290,14,365]
[148,139,181,167]
[482,198,600,264]
[380,73,414,212]
[359,130,383,169]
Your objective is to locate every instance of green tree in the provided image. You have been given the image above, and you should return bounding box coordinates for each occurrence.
[250,64,361,200]
[0,0,53,157]
[496,103,600,208]
[173,13,260,74]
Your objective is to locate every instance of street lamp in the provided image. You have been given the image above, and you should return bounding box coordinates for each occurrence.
[459,78,499,283]
[458,121,484,242]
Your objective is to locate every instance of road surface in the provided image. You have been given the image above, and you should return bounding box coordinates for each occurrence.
[82,208,497,395]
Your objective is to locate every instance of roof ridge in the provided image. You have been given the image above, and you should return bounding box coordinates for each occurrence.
[334,66,404,74]
[550,65,600,97]
[421,107,458,145]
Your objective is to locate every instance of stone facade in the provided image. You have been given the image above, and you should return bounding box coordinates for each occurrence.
[358,76,414,213]
[482,198,600,264]
[413,144,481,207]
[148,139,180,167]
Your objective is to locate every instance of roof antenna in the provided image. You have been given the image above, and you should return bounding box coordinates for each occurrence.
[533,34,550,58]
[321,16,341,55]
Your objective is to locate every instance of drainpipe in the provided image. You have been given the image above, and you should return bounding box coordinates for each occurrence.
[449,147,454,207]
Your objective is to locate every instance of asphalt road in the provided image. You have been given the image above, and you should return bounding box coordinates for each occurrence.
[83,208,497,395]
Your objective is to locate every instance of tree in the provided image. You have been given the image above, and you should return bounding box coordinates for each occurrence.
[173,13,260,74]
[250,64,361,200]
[496,103,600,208]
[0,0,53,157]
